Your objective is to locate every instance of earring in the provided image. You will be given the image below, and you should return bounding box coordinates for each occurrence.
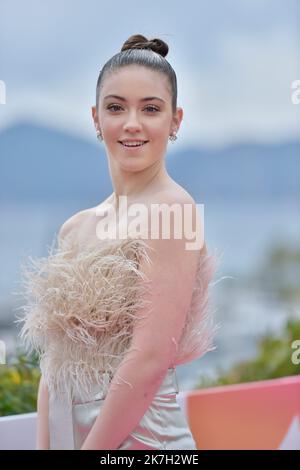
[96,129,103,141]
[169,131,177,142]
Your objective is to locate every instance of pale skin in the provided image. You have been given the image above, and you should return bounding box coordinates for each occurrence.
[36,64,206,450]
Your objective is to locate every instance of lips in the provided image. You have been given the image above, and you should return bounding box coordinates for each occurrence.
[118,140,148,148]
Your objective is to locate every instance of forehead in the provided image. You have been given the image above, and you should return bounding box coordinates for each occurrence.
[100,65,170,101]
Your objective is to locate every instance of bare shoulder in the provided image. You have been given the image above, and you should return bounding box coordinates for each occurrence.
[58,207,92,243]
[146,183,205,254]
[154,180,196,205]
[168,184,207,255]
[58,194,114,247]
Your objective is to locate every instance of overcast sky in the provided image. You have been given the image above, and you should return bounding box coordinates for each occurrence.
[0,0,299,149]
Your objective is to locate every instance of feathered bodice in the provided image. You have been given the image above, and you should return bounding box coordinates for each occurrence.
[18,233,219,403]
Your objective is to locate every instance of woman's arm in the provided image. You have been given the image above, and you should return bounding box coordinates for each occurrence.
[34,211,89,450]
[81,196,202,450]
[36,375,50,450]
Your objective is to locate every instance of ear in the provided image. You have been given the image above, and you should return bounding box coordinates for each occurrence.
[91,105,100,131]
[171,107,183,132]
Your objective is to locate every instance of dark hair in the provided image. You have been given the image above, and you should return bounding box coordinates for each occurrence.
[95,34,177,114]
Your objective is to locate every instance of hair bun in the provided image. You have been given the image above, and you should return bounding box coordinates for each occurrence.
[121,34,169,58]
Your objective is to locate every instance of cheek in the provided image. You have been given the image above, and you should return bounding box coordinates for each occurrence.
[101,116,119,134]
[105,126,120,141]
[150,121,170,138]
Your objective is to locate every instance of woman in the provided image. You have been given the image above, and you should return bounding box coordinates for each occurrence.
[19,34,219,450]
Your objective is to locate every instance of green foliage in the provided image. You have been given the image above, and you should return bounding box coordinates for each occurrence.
[0,349,40,417]
[198,319,300,388]
[256,244,300,303]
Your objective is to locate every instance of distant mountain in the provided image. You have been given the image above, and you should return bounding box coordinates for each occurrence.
[0,121,299,204]
[168,140,300,200]
[0,121,112,206]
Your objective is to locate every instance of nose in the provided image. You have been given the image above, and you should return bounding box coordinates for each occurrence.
[123,111,143,132]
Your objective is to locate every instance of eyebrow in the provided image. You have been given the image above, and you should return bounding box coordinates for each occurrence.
[104,94,165,103]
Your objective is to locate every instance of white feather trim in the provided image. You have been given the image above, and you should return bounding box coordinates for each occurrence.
[17,232,219,402]
[174,247,220,365]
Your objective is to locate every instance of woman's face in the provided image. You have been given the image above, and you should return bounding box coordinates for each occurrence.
[92,65,182,172]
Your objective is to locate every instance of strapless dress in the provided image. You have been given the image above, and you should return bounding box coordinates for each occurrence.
[49,367,197,450]
[18,233,223,451]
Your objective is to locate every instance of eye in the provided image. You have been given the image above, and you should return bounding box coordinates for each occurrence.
[107,104,122,112]
[145,105,159,113]
[106,104,159,113]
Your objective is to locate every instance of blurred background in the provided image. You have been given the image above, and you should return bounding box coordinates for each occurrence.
[0,0,299,414]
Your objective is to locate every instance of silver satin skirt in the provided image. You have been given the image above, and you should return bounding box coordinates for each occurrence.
[49,367,197,450]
